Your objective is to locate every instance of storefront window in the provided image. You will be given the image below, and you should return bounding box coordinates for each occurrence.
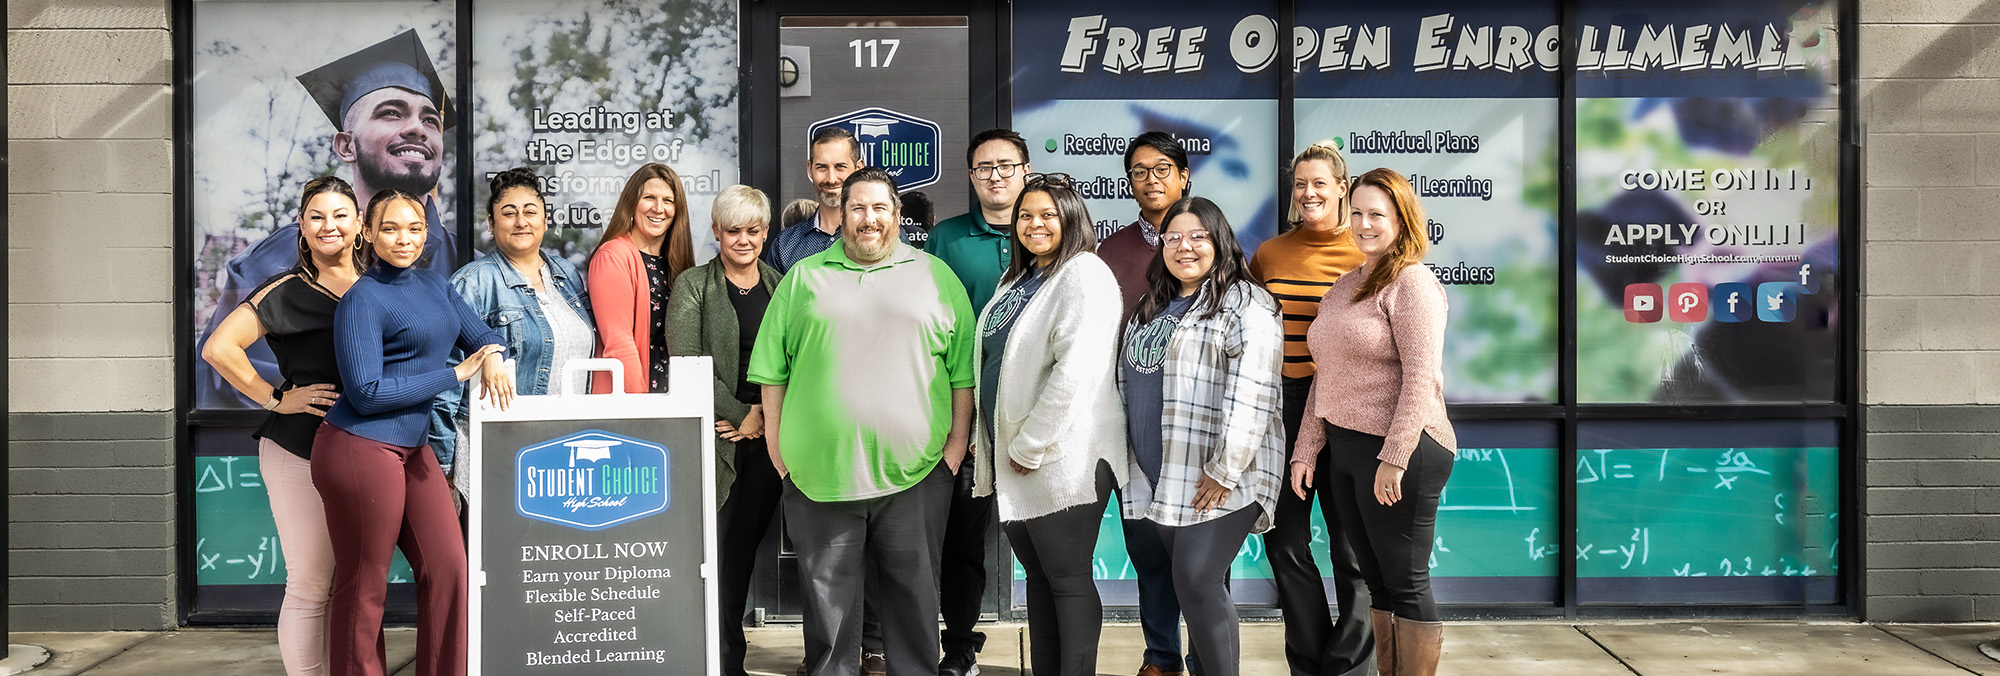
[178,0,1851,619]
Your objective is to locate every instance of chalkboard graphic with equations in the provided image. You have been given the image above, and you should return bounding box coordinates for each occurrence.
[192,422,418,619]
[1026,421,1563,606]
[193,454,414,587]
[1576,420,1840,605]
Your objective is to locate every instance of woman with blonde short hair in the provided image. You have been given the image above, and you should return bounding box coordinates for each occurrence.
[665,185,783,676]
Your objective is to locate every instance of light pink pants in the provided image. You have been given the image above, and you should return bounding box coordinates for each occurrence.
[261,438,335,676]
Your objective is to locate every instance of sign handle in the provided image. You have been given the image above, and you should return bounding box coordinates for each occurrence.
[566,357,627,395]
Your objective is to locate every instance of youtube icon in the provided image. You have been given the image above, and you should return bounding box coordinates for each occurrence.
[1624,283,1663,323]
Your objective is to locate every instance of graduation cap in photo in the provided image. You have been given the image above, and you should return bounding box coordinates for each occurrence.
[296,29,456,131]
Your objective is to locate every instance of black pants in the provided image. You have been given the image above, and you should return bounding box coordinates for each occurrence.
[718,439,784,676]
[786,461,953,676]
[1264,377,1374,676]
[1322,423,1454,622]
[938,465,993,654]
[1123,512,1203,673]
[1156,505,1261,676]
[1004,463,1114,676]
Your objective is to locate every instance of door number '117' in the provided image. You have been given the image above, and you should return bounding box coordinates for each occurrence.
[850,39,901,68]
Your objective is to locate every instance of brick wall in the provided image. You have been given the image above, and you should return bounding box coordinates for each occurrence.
[7,0,179,630]
[8,413,176,629]
[1860,2,2000,621]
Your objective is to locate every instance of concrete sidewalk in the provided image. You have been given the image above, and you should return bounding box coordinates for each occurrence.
[10,621,2000,675]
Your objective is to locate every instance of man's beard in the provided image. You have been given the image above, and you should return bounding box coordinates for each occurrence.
[843,228,896,264]
[359,155,442,202]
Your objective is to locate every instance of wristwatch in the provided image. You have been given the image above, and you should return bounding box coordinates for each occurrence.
[263,392,282,411]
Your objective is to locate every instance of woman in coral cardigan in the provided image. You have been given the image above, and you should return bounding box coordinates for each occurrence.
[589,163,696,393]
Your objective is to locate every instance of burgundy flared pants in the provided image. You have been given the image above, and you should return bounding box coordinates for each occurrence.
[312,423,467,676]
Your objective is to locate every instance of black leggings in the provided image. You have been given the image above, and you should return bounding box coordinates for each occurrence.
[717,439,783,676]
[1003,462,1115,676]
[1157,504,1261,676]
[1321,423,1454,622]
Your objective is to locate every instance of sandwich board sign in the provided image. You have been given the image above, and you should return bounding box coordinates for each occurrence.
[468,357,716,675]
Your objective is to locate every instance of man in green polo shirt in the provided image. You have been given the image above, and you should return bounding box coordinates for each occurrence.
[750,166,975,676]
[920,127,1031,676]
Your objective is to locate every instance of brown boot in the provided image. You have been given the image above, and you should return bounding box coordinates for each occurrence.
[1370,608,1396,676]
[1393,618,1443,676]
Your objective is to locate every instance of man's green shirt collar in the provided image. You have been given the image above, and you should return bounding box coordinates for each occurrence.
[819,240,923,272]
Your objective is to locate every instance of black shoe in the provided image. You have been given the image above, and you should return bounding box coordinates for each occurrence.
[938,650,980,676]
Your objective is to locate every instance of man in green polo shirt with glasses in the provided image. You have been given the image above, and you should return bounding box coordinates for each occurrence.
[750,166,976,676]
[922,127,1032,676]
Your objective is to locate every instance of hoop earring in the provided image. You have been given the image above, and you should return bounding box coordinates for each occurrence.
[297,234,310,258]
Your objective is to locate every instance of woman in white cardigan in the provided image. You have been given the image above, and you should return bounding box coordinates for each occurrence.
[972,174,1129,676]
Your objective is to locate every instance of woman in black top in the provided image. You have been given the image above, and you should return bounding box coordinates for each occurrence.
[199,176,362,676]
[664,185,782,676]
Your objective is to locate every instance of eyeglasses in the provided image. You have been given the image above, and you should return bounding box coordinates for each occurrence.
[1160,229,1212,248]
[1025,172,1073,187]
[970,162,1024,180]
[1127,162,1179,182]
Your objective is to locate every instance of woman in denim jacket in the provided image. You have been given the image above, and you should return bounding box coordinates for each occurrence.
[429,168,595,498]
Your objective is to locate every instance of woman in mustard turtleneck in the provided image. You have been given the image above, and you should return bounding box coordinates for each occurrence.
[1247,141,1373,676]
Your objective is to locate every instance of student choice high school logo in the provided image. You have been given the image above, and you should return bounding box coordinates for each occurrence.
[516,430,669,531]
[810,107,942,190]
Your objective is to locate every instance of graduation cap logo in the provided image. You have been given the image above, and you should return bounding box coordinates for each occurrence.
[848,116,899,139]
[296,29,456,131]
[516,430,670,531]
[565,438,619,467]
[808,107,944,191]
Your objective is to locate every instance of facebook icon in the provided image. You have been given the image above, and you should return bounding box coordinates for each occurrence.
[1796,262,1820,294]
[1756,282,1799,323]
[1714,282,1754,322]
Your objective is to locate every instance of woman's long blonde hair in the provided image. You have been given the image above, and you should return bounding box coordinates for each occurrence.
[1351,168,1429,302]
[1286,139,1351,231]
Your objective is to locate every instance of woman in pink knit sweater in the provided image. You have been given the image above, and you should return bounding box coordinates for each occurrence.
[1289,168,1457,676]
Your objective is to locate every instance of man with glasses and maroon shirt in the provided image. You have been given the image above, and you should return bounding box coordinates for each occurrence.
[1097,130,1204,676]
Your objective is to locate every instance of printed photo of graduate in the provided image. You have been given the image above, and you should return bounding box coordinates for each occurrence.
[191,5,461,410]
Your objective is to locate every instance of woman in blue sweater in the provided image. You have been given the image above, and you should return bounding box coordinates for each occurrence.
[316,189,511,676]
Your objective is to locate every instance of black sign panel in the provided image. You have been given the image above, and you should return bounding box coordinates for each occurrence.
[476,416,710,675]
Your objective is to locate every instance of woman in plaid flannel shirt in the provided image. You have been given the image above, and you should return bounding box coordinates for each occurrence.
[1118,196,1287,676]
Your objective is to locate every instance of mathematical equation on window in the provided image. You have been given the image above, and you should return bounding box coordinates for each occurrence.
[1575,447,1840,580]
[1021,448,1565,583]
[194,455,414,586]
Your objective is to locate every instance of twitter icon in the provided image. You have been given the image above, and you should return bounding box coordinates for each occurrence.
[1714,282,1753,322]
[1756,282,1798,322]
